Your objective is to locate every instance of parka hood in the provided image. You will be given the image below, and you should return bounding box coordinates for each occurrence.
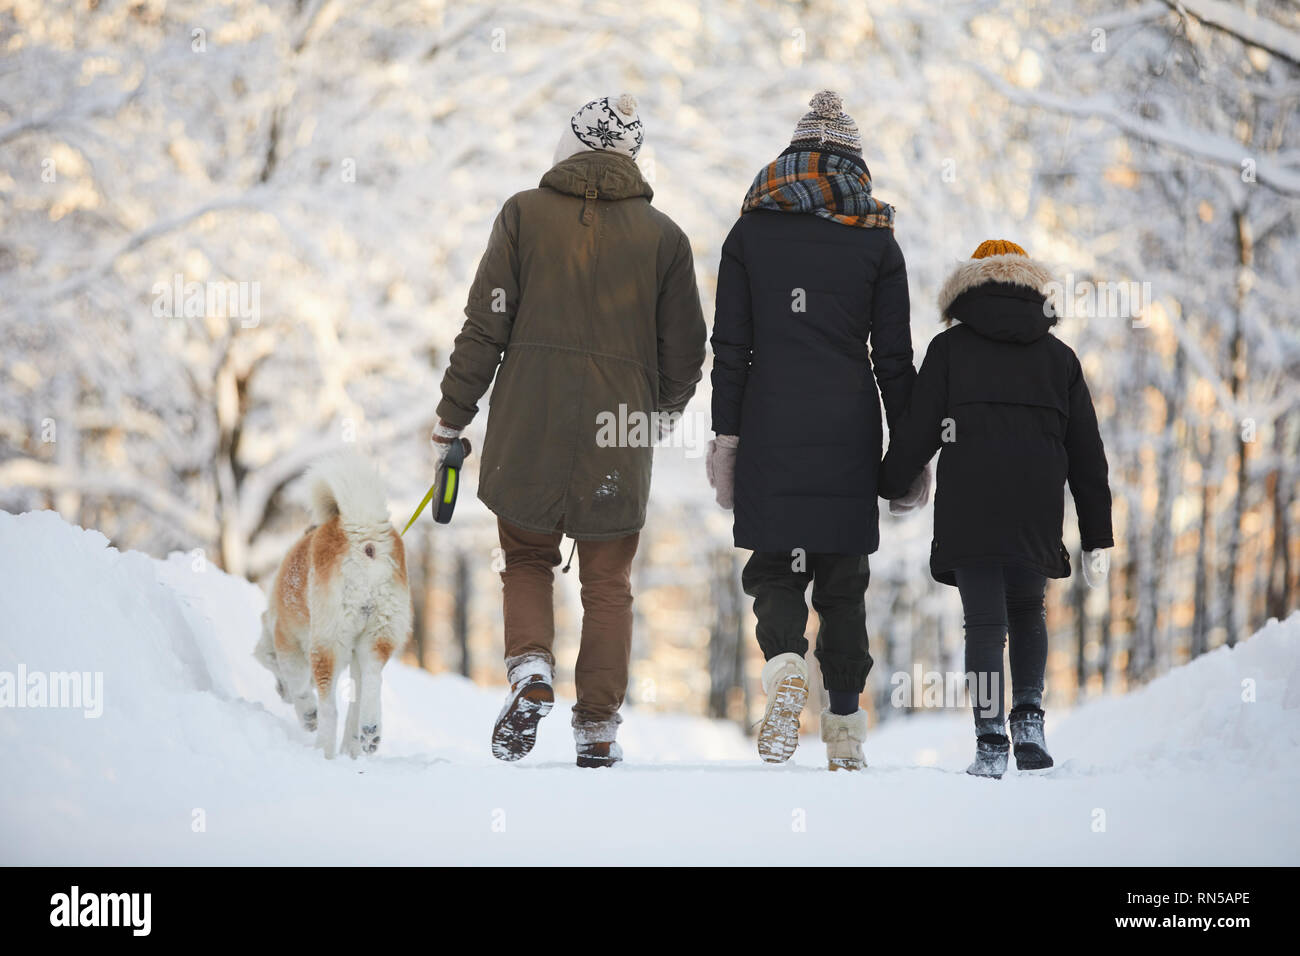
[540,151,654,202]
[938,253,1057,344]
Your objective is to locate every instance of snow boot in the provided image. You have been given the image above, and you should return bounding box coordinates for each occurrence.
[820,708,868,771]
[575,741,624,768]
[574,716,622,768]
[966,733,1010,779]
[757,652,809,764]
[491,655,554,762]
[1010,705,1054,770]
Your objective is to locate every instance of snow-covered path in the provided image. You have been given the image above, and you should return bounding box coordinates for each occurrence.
[2,510,1297,865]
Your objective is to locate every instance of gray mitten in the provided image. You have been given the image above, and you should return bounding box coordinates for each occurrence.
[706,435,739,510]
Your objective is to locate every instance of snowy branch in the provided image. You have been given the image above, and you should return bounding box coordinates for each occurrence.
[975,67,1300,197]
[0,70,147,147]
[0,458,216,541]
[1158,0,1300,66]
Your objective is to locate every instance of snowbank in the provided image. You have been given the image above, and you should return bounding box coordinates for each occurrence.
[1,510,1297,865]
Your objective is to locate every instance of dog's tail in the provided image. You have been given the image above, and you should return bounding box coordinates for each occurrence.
[306,451,391,527]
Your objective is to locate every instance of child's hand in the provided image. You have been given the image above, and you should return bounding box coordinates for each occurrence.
[1082,548,1110,588]
[888,463,931,516]
[706,435,739,510]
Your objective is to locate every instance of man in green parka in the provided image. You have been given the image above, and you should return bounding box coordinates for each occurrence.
[432,94,706,767]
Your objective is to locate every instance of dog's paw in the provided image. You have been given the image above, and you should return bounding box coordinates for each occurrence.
[345,733,362,759]
[360,724,381,755]
[300,708,318,732]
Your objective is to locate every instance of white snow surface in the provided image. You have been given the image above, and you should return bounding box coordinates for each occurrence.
[2,509,1298,865]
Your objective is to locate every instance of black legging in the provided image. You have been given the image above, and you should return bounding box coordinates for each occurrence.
[953,564,1048,734]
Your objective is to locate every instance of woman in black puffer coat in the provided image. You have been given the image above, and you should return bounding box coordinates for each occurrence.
[706,92,923,772]
[879,239,1113,779]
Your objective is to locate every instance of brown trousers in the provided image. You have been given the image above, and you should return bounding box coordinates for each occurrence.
[497,518,639,724]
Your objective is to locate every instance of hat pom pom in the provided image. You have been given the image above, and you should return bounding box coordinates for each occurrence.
[809,90,842,118]
[615,93,638,116]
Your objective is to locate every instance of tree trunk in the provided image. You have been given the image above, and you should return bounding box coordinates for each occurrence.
[54,373,82,520]
[1191,444,1215,659]
[453,551,471,678]
[1073,547,1089,700]
[1124,486,1147,686]
[1267,413,1295,621]
[1098,545,1114,689]
[1221,207,1253,648]
[1145,344,1187,671]
[411,528,436,670]
[707,549,744,721]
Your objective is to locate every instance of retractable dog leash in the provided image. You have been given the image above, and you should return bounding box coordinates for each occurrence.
[402,438,469,535]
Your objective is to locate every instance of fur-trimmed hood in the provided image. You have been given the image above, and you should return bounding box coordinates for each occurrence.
[938,253,1055,317]
[937,253,1058,344]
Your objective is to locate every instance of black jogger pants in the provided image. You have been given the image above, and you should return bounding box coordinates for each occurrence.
[741,551,873,693]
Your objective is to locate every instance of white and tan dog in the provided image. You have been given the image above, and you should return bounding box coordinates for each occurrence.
[254,452,411,759]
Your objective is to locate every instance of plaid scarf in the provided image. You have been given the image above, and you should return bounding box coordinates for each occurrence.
[742,149,894,229]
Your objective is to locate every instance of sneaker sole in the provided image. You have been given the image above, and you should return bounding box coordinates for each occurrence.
[491,683,554,762]
[757,675,808,764]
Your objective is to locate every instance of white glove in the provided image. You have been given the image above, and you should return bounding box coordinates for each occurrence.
[1082,548,1110,589]
[431,419,467,479]
[889,463,932,516]
[705,435,739,510]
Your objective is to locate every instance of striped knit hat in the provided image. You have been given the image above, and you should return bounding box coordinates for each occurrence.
[790,91,862,156]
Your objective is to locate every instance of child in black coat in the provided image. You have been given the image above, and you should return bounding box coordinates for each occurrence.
[879,240,1114,778]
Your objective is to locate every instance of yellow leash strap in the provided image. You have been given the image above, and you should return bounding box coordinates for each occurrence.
[403,437,468,535]
[401,482,438,537]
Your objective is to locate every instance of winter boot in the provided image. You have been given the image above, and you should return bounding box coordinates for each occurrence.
[966,733,1010,779]
[490,655,554,762]
[820,708,868,771]
[1009,705,1054,770]
[573,716,622,768]
[757,652,809,764]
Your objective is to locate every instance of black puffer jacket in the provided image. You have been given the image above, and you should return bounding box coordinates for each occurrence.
[878,253,1113,584]
[711,210,915,554]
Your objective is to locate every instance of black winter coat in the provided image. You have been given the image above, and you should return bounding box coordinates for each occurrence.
[711,209,915,555]
[878,254,1114,585]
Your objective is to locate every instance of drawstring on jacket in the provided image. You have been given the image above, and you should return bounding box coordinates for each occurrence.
[561,538,578,573]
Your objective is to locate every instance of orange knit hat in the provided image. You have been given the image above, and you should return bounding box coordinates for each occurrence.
[971,239,1027,259]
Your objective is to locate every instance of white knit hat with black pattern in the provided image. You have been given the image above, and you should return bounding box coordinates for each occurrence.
[553,94,645,165]
[789,90,862,156]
